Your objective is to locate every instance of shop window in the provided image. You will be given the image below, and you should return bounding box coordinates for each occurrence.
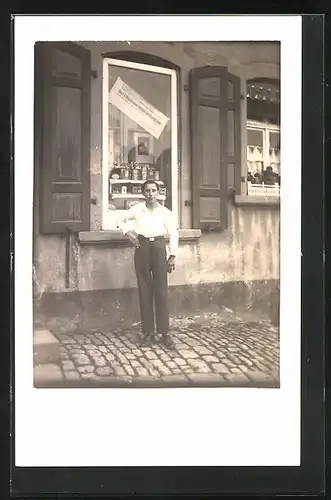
[246,78,280,197]
[102,58,178,231]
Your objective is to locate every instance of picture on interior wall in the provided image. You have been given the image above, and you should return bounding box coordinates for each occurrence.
[133,132,154,163]
[32,40,281,390]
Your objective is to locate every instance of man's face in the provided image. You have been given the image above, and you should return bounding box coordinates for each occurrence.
[143,183,158,203]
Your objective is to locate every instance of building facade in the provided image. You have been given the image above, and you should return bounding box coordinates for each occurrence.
[33,41,280,331]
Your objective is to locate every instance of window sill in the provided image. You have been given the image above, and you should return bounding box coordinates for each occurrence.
[234,195,280,207]
[78,229,201,246]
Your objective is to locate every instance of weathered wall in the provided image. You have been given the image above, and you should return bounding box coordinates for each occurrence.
[34,201,279,294]
[34,201,280,331]
[77,202,279,291]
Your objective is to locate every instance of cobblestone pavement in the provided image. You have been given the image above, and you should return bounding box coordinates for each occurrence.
[35,314,280,388]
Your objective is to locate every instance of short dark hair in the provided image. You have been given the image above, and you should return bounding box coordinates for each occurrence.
[142,180,160,192]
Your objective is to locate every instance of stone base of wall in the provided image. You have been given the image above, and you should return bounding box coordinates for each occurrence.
[35,279,280,334]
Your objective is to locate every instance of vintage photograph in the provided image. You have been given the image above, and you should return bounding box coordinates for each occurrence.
[32,40,281,389]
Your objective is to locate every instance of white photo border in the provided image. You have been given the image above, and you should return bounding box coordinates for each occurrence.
[14,15,302,467]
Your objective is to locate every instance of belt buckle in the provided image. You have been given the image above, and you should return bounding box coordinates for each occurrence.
[149,237,155,242]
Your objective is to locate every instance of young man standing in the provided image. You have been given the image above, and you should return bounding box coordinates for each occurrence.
[118,181,179,349]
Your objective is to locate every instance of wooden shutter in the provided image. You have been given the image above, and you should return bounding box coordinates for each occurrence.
[190,66,241,231]
[227,72,241,194]
[36,42,91,234]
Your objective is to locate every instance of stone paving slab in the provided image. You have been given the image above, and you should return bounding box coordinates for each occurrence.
[34,316,280,388]
[34,363,64,386]
[33,329,61,365]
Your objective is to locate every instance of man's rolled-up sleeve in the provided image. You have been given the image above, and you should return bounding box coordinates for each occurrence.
[117,208,136,235]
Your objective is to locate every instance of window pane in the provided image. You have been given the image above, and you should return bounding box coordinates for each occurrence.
[247,128,264,180]
[269,131,280,148]
[107,65,172,212]
[269,131,281,176]
[247,128,263,148]
[108,103,121,127]
[198,77,220,98]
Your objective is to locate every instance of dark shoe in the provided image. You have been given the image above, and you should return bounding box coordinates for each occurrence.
[140,333,155,347]
[161,334,175,350]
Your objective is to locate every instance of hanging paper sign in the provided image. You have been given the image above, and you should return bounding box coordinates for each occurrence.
[108,77,169,139]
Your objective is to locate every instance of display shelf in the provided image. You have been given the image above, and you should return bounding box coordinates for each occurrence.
[111,194,166,200]
[109,179,164,184]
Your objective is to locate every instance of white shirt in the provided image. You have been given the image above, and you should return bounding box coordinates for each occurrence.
[117,202,179,256]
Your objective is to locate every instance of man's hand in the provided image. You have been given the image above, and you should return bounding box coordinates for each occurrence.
[126,231,140,247]
[167,255,176,273]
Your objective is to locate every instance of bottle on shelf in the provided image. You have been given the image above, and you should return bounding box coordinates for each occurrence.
[112,184,121,195]
[147,166,155,180]
[108,195,117,211]
[132,163,139,181]
[141,165,148,181]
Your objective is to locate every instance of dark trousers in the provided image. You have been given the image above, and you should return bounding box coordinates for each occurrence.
[134,236,169,335]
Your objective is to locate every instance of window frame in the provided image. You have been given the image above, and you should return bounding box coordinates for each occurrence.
[247,119,280,171]
[102,57,178,231]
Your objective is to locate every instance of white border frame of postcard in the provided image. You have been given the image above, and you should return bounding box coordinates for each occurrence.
[14,15,301,467]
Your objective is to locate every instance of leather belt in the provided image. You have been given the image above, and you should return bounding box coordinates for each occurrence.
[138,234,164,242]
